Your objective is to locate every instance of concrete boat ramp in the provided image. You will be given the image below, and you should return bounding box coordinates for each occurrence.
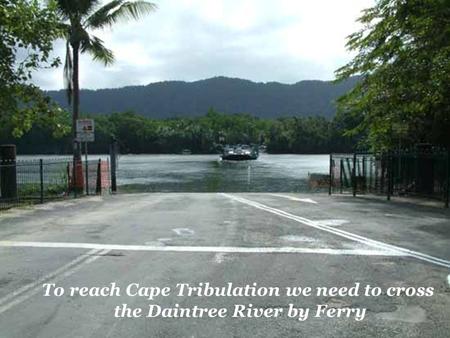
[0,193,449,337]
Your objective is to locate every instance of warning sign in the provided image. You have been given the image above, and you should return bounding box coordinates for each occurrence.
[76,119,95,142]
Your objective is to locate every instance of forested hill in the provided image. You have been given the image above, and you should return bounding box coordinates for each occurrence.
[46,76,359,118]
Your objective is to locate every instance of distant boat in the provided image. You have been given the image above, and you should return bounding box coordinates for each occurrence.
[221,144,259,161]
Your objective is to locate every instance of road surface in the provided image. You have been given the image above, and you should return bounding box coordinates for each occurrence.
[0,193,449,337]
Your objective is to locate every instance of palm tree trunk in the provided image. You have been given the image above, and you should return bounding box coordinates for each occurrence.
[72,43,81,160]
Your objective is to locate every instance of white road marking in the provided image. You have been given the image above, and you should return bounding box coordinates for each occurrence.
[280,235,319,243]
[221,193,450,269]
[172,228,195,236]
[269,194,318,204]
[214,252,227,263]
[313,219,349,227]
[0,248,110,315]
[0,241,403,256]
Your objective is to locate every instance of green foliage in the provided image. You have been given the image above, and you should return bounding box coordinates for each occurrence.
[2,110,355,154]
[55,0,156,105]
[0,0,69,137]
[336,0,450,150]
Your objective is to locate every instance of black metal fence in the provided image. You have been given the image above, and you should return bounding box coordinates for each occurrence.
[0,158,111,210]
[329,148,450,207]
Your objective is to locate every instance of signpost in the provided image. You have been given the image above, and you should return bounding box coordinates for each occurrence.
[76,119,95,195]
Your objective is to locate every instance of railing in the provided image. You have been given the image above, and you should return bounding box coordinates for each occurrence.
[329,148,450,207]
[0,158,111,211]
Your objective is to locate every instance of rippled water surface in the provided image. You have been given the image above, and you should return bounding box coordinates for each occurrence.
[116,154,329,193]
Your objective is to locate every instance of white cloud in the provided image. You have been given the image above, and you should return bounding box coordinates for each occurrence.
[32,0,374,90]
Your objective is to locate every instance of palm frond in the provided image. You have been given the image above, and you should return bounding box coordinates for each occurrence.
[55,0,101,18]
[81,35,115,66]
[85,0,124,27]
[55,22,71,39]
[86,1,157,29]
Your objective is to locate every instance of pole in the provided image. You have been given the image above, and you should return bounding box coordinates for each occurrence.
[39,159,44,203]
[73,141,77,198]
[110,140,117,193]
[387,152,392,201]
[445,150,449,208]
[96,159,102,195]
[362,156,366,192]
[329,154,333,195]
[85,142,89,195]
[340,159,343,193]
[352,153,357,197]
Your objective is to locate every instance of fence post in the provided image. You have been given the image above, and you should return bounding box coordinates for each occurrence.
[387,152,392,201]
[84,142,89,195]
[340,159,343,193]
[72,155,77,198]
[39,159,44,203]
[96,159,102,195]
[352,153,357,197]
[362,156,366,192]
[329,154,333,195]
[110,140,117,193]
[445,150,449,208]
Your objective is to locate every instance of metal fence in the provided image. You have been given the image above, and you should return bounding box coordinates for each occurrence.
[0,158,111,210]
[330,148,450,207]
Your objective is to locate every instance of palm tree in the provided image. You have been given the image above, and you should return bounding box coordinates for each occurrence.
[55,0,156,158]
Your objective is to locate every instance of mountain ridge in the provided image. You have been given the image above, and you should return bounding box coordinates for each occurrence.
[46,76,359,119]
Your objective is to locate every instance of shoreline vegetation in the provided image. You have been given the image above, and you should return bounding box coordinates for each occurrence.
[1,109,356,155]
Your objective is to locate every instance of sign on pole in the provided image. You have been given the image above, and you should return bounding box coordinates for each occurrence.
[76,119,95,142]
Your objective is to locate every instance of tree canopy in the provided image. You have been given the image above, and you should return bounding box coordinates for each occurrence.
[0,0,69,138]
[54,0,156,158]
[0,109,355,155]
[336,0,450,150]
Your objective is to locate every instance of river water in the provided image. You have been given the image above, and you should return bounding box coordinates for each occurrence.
[116,154,329,193]
[17,154,329,193]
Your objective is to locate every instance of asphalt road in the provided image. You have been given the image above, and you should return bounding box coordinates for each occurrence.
[0,193,449,337]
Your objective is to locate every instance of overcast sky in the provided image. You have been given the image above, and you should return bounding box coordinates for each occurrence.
[33,0,374,90]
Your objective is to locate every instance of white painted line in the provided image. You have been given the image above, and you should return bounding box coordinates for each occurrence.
[0,240,404,256]
[0,248,110,315]
[313,219,349,227]
[221,193,450,269]
[269,194,318,204]
[0,249,99,307]
[214,252,227,263]
[172,228,195,236]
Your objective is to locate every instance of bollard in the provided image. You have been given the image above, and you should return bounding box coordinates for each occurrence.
[0,145,18,200]
[110,140,118,193]
[96,159,102,195]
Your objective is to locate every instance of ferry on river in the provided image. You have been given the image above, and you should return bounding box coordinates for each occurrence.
[221,144,259,161]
